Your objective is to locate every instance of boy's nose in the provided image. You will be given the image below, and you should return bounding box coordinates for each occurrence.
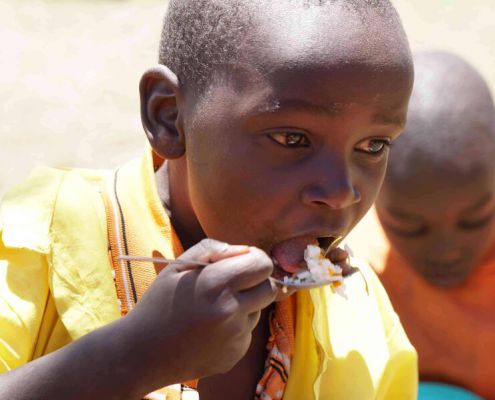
[301,175,361,210]
[426,232,463,265]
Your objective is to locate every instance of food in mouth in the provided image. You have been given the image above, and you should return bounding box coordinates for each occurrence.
[272,242,348,297]
[283,243,343,282]
[271,236,338,274]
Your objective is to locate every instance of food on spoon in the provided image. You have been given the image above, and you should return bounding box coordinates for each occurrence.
[280,244,348,297]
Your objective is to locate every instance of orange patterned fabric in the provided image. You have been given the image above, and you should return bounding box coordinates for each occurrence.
[256,296,296,400]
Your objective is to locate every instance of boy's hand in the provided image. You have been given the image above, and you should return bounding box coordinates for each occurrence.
[124,239,277,389]
[328,247,358,277]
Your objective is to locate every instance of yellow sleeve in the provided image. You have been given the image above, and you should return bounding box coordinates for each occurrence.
[358,259,419,400]
[0,239,51,372]
[0,167,70,373]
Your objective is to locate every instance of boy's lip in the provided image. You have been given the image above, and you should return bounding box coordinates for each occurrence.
[427,261,467,275]
[426,267,468,286]
[270,232,344,275]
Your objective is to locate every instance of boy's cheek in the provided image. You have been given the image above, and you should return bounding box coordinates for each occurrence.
[190,198,275,250]
[353,164,389,211]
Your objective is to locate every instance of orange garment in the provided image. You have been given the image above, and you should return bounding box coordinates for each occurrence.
[255,297,296,400]
[347,207,495,400]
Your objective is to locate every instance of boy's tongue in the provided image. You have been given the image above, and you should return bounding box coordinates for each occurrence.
[271,237,315,274]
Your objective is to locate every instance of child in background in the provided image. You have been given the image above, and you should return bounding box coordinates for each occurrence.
[0,1,417,399]
[347,52,495,400]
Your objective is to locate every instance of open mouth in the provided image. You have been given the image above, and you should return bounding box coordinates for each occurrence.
[271,235,341,278]
[318,236,342,255]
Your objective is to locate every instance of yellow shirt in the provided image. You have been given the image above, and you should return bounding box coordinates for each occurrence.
[0,150,417,399]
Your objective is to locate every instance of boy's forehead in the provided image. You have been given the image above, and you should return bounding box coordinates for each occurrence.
[182,0,413,126]
[202,56,412,131]
[380,166,495,218]
[209,2,413,111]
[384,161,495,202]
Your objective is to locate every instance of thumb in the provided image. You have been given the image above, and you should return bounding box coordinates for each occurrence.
[175,239,250,271]
[328,247,358,277]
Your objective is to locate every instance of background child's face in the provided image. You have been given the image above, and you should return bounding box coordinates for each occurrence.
[376,168,495,286]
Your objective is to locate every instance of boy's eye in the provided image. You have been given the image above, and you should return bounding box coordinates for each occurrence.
[355,138,391,155]
[268,132,310,148]
[458,213,494,230]
[388,225,429,238]
[380,214,429,238]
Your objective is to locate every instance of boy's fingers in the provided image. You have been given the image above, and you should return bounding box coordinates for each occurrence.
[328,248,348,263]
[237,279,277,314]
[204,248,274,291]
[327,247,357,277]
[178,238,249,266]
[246,310,262,332]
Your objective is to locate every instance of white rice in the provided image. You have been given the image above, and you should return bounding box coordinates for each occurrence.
[282,244,344,286]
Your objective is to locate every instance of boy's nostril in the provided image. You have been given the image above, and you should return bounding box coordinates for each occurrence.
[302,184,360,209]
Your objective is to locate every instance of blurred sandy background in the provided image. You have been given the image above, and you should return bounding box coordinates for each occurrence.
[1,0,494,197]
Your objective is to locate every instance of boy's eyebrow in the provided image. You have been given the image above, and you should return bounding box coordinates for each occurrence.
[251,98,406,126]
[373,111,406,127]
[387,208,422,221]
[252,98,344,117]
[462,193,494,214]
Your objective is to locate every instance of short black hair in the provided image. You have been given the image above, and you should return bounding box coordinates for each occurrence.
[159,0,402,93]
[387,51,495,181]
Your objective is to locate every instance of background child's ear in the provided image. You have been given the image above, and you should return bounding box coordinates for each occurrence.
[140,65,185,159]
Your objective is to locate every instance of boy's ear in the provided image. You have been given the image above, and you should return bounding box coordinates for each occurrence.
[140,65,185,159]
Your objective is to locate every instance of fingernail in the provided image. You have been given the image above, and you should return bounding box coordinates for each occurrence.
[223,244,249,253]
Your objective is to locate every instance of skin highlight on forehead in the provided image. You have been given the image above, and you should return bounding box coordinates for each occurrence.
[256,2,410,71]
[184,4,414,133]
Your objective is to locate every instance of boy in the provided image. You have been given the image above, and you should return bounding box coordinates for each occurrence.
[0,0,417,399]
[347,52,495,399]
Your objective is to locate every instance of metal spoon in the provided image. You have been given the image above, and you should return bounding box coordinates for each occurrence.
[118,255,339,290]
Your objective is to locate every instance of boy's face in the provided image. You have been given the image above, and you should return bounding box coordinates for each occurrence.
[376,168,495,286]
[175,51,411,271]
[162,6,413,273]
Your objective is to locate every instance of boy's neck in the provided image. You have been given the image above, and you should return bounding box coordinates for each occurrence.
[155,159,206,250]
